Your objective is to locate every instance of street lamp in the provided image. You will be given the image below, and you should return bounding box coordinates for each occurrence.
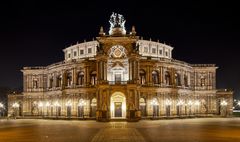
[65,101,72,118]
[54,101,61,117]
[176,100,184,116]
[46,102,50,116]
[12,102,20,118]
[237,101,240,106]
[78,99,86,118]
[0,103,4,117]
[38,102,43,117]
[194,100,200,116]
[165,99,172,117]
[220,100,228,116]
[187,100,193,116]
[151,98,159,118]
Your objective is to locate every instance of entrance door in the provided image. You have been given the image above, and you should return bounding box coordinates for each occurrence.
[114,102,122,117]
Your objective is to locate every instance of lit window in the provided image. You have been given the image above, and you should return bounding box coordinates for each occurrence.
[152,48,156,54]
[74,51,77,56]
[80,50,84,55]
[88,48,92,54]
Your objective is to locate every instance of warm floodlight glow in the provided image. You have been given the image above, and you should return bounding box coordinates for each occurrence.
[38,102,43,107]
[165,99,172,106]
[194,100,200,106]
[151,98,159,106]
[78,99,86,106]
[12,102,20,108]
[237,101,240,106]
[177,100,184,106]
[54,101,60,107]
[46,102,50,107]
[188,100,193,106]
[0,103,3,108]
[66,101,72,106]
[220,100,228,106]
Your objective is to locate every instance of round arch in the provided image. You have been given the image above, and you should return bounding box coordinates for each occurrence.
[110,92,126,118]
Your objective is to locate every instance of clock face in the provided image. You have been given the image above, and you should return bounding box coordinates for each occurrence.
[109,45,126,58]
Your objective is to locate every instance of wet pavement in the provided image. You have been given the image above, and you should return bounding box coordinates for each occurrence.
[0,118,240,142]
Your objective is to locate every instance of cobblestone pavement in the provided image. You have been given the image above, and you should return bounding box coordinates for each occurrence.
[1,118,240,142]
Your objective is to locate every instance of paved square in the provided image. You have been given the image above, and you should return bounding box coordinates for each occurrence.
[0,118,240,142]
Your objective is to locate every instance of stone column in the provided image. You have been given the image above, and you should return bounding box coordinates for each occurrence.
[73,68,77,87]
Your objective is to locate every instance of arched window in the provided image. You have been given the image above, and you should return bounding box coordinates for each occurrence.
[139,98,146,117]
[90,71,97,85]
[139,69,146,85]
[175,73,181,86]
[56,75,62,87]
[49,77,53,88]
[200,76,205,87]
[165,71,171,85]
[90,98,97,117]
[77,72,84,85]
[66,72,72,86]
[152,71,159,84]
[184,74,188,87]
[33,79,38,89]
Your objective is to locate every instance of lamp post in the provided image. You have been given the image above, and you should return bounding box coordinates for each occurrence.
[194,100,200,116]
[0,103,4,117]
[54,101,61,118]
[12,102,20,119]
[65,101,72,118]
[46,102,50,116]
[38,102,43,117]
[165,99,172,117]
[151,98,159,118]
[78,99,86,118]
[237,101,240,107]
[188,100,193,116]
[176,100,184,117]
[220,100,228,116]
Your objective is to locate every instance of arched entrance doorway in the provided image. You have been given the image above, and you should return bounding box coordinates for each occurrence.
[110,92,126,118]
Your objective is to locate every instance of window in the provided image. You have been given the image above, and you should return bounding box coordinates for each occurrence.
[144,47,148,53]
[165,71,171,85]
[139,69,146,85]
[152,48,156,54]
[152,71,159,84]
[88,48,92,54]
[74,51,77,57]
[66,73,72,86]
[201,77,205,87]
[175,73,181,86]
[77,72,84,85]
[68,53,71,58]
[33,80,38,89]
[80,50,84,55]
[165,51,168,56]
[159,50,162,55]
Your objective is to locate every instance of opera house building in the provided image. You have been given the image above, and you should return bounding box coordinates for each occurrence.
[8,13,233,121]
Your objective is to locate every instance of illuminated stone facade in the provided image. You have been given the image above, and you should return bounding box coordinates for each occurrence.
[8,13,233,121]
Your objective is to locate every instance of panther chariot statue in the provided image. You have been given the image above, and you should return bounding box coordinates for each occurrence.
[108,12,126,36]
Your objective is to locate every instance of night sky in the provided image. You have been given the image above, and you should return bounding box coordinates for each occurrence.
[0,1,239,98]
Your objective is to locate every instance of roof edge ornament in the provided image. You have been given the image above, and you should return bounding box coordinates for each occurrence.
[108,12,126,36]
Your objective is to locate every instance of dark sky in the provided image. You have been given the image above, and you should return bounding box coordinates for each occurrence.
[0,1,239,98]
